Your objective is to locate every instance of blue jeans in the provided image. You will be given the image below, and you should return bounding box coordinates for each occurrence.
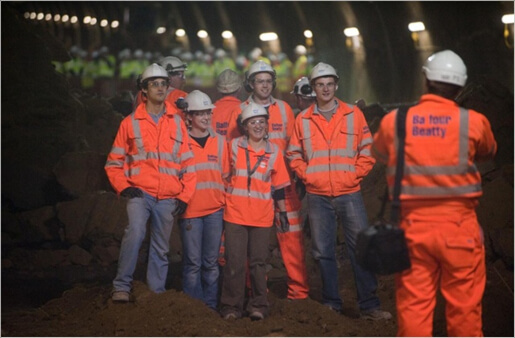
[307,191,380,312]
[179,208,224,310]
[113,192,176,293]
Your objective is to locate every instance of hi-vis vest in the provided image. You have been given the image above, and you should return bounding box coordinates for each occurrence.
[372,94,497,201]
[286,99,375,196]
[105,101,196,202]
[223,137,291,227]
[181,129,230,218]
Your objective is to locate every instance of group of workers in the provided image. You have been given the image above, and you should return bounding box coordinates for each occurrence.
[104,47,497,336]
[54,44,313,100]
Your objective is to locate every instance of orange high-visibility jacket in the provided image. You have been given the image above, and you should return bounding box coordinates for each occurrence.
[181,129,230,218]
[211,96,241,137]
[223,137,291,227]
[105,101,197,202]
[286,99,375,197]
[133,87,188,120]
[372,94,497,201]
[226,96,295,146]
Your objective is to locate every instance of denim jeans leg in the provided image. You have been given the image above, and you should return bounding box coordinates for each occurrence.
[333,191,380,311]
[200,208,224,310]
[113,196,151,292]
[306,193,342,310]
[146,197,175,293]
[179,217,204,302]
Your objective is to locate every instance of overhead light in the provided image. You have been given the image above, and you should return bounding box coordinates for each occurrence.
[111,20,119,28]
[83,16,91,24]
[61,14,69,22]
[90,17,97,25]
[24,12,30,19]
[502,14,514,24]
[54,14,61,22]
[100,19,108,27]
[259,32,278,41]
[70,16,78,24]
[37,12,44,20]
[176,29,186,37]
[304,30,313,39]
[344,27,359,37]
[197,30,208,39]
[408,21,425,32]
[30,12,36,20]
[222,30,233,39]
[156,27,166,34]
[45,13,52,21]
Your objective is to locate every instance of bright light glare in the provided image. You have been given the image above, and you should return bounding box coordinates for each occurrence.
[100,19,108,27]
[24,12,30,19]
[45,13,52,21]
[83,16,91,24]
[222,30,233,39]
[70,16,78,24]
[304,30,313,38]
[90,17,97,25]
[343,27,360,37]
[197,30,208,38]
[259,32,278,41]
[502,14,514,24]
[54,14,61,22]
[176,29,186,37]
[30,12,36,19]
[408,21,425,32]
[37,12,44,20]
[157,27,166,34]
[61,14,69,22]
[111,20,119,28]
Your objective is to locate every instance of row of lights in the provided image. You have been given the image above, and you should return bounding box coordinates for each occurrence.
[24,11,120,28]
[165,27,313,42]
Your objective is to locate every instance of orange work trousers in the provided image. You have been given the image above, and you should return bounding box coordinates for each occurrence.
[396,203,486,337]
[275,184,309,299]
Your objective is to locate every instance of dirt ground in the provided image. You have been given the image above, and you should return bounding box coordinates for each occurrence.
[2,240,513,337]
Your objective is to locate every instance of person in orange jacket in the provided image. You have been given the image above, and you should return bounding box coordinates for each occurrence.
[211,69,242,137]
[219,103,291,321]
[133,56,189,119]
[286,62,391,320]
[372,50,497,336]
[226,60,310,302]
[176,90,230,311]
[105,63,197,303]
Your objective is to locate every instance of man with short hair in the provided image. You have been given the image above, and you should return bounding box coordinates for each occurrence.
[105,63,197,302]
[287,62,391,320]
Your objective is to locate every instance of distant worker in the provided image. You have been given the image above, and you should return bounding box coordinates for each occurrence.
[105,63,197,302]
[211,69,242,136]
[292,45,309,80]
[372,50,497,336]
[177,90,230,311]
[286,62,391,320]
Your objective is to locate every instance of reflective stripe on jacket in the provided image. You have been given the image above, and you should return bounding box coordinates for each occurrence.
[223,137,291,227]
[372,94,497,201]
[181,129,230,218]
[105,101,197,202]
[286,98,375,196]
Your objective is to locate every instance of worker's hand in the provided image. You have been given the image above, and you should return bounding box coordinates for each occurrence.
[120,187,144,199]
[172,199,187,217]
[277,211,290,233]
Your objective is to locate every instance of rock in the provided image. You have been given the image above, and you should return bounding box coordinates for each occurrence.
[69,244,93,266]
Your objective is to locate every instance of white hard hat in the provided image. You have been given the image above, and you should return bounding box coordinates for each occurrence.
[291,76,315,97]
[422,50,467,87]
[214,48,227,59]
[184,90,215,111]
[248,60,275,79]
[294,45,307,56]
[240,102,269,124]
[141,63,168,82]
[309,62,339,83]
[248,47,262,61]
[216,69,242,93]
[159,56,188,73]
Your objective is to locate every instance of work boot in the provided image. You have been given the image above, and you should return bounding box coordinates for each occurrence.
[111,291,130,303]
[360,308,392,321]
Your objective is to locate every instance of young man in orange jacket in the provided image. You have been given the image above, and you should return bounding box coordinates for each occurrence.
[372,50,497,336]
[105,63,196,302]
[286,62,391,320]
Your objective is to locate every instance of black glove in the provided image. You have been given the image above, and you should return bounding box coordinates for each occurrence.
[172,199,187,216]
[278,211,290,233]
[120,187,143,199]
[295,179,306,200]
